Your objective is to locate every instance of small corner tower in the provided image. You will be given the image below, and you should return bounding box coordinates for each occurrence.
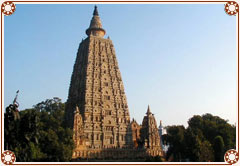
[141,105,163,156]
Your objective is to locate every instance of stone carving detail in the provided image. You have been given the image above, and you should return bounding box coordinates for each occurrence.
[140,106,162,156]
[131,119,141,148]
[130,106,163,156]
[73,106,84,148]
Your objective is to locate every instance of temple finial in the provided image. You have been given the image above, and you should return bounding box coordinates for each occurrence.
[147,105,151,115]
[86,6,106,37]
[93,5,99,16]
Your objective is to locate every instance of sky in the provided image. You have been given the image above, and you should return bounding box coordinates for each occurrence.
[4,4,237,127]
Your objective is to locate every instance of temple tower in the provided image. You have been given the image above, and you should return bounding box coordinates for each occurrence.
[65,6,132,157]
[141,105,163,156]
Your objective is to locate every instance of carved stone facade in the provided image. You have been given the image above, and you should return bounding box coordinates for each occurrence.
[130,106,163,156]
[131,119,141,148]
[65,6,132,159]
[65,6,163,160]
[140,106,162,156]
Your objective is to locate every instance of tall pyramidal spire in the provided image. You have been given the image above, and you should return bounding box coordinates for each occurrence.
[86,5,106,37]
[65,5,132,159]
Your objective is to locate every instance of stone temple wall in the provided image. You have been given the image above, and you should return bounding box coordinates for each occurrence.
[66,35,133,154]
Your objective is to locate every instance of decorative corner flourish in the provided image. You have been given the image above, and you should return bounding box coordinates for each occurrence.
[224,149,239,164]
[225,1,239,16]
[1,150,16,165]
[1,1,16,16]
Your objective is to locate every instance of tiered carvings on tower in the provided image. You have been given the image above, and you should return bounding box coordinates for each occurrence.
[141,106,162,156]
[83,36,132,149]
[65,6,132,156]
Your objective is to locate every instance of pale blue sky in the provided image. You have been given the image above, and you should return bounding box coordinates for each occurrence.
[4,4,237,127]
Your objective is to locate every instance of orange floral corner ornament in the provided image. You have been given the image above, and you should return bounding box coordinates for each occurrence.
[1,1,16,16]
[224,149,239,164]
[225,1,239,16]
[1,150,16,165]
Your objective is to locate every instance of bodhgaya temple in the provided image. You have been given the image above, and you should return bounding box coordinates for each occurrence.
[65,6,163,160]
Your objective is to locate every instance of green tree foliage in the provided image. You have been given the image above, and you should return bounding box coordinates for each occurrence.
[163,113,236,162]
[213,136,225,162]
[198,140,214,162]
[163,125,186,161]
[4,109,19,152]
[189,114,235,151]
[4,98,74,162]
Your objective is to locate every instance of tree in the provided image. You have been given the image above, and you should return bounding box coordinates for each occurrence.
[15,109,44,161]
[163,125,186,161]
[213,136,225,162]
[4,98,74,162]
[184,128,202,161]
[164,113,235,162]
[199,140,214,162]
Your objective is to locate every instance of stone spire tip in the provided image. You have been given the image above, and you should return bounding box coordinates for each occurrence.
[93,5,99,16]
[147,105,151,115]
